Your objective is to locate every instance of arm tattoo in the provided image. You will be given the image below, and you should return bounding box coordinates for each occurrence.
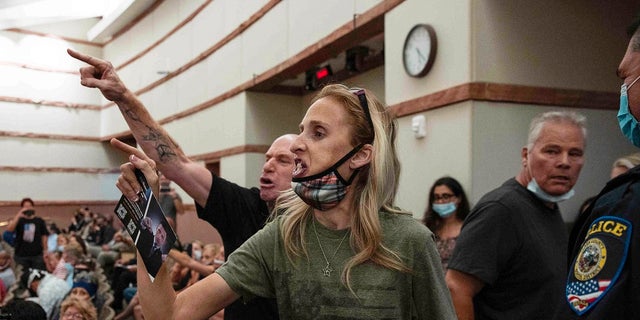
[124,108,141,122]
[142,126,177,163]
[157,144,177,162]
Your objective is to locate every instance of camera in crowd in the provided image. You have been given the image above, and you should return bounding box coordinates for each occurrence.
[23,209,35,217]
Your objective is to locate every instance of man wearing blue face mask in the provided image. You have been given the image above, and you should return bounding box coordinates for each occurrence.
[554,16,640,320]
[446,111,587,320]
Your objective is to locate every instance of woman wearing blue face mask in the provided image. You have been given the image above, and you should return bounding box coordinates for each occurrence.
[423,177,470,269]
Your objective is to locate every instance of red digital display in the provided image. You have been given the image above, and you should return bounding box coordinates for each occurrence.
[316,67,330,79]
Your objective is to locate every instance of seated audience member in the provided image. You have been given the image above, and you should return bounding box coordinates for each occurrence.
[169,242,224,282]
[0,250,16,288]
[120,243,227,320]
[47,223,61,253]
[22,268,70,318]
[49,270,100,320]
[56,233,69,252]
[2,224,15,247]
[96,231,134,279]
[59,296,97,320]
[77,209,98,240]
[422,176,470,269]
[61,243,87,288]
[68,208,89,234]
[68,235,88,256]
[70,272,99,306]
[73,258,96,274]
[110,256,136,312]
[86,214,116,256]
[45,251,68,280]
[118,241,222,319]
[1,298,47,320]
[169,260,192,292]
[188,240,203,262]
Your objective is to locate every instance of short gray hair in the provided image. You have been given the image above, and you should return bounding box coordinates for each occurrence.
[527,111,587,150]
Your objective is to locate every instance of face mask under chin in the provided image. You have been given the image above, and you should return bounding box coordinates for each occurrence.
[291,145,363,211]
[526,178,575,203]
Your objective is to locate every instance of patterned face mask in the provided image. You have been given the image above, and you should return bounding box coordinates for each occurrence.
[291,145,362,211]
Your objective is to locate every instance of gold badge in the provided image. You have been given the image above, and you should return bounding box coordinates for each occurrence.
[574,238,607,281]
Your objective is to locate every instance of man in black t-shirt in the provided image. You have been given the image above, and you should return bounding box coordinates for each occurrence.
[7,198,49,271]
[114,134,295,320]
[446,111,587,320]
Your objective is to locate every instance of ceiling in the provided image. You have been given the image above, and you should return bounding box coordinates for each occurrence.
[0,0,385,94]
[0,0,155,42]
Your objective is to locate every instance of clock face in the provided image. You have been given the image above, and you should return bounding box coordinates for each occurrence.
[403,24,437,77]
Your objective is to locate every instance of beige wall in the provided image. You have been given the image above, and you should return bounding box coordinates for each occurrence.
[245,92,305,146]
[395,103,474,218]
[473,0,636,91]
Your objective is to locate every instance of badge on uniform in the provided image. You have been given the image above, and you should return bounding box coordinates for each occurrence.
[566,216,632,315]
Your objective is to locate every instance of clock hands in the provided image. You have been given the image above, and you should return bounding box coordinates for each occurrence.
[415,47,427,64]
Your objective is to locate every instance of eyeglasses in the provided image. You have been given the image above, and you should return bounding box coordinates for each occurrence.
[62,312,85,320]
[350,88,375,140]
[433,193,456,202]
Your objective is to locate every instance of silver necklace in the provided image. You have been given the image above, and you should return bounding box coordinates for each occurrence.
[312,218,349,277]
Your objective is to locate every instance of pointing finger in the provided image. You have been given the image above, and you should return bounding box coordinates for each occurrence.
[110,138,151,162]
[67,48,107,68]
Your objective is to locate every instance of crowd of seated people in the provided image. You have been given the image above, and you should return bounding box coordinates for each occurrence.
[113,240,225,320]
[0,207,124,319]
[0,205,225,320]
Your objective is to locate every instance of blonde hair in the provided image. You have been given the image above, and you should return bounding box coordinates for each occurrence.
[60,296,97,320]
[613,152,640,170]
[275,84,409,294]
[203,243,222,257]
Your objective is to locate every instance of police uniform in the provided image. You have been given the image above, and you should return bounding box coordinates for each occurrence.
[556,165,640,319]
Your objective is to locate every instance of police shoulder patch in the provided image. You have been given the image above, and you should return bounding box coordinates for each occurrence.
[566,216,632,315]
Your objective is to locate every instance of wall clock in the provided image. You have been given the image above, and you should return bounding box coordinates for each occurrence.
[403,24,437,77]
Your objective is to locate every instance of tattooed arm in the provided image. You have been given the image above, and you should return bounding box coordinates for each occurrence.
[68,49,211,206]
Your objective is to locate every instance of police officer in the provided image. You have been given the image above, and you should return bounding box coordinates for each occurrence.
[554,14,640,319]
